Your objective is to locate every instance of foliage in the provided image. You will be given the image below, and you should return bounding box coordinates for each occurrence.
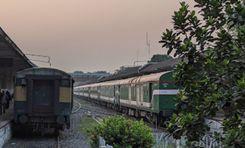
[80,115,98,136]
[160,0,245,147]
[149,54,173,63]
[79,115,99,147]
[87,116,154,148]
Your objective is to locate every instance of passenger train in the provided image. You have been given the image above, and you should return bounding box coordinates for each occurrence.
[74,71,178,124]
[14,67,73,133]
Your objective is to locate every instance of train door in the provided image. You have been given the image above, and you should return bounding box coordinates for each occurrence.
[31,79,55,114]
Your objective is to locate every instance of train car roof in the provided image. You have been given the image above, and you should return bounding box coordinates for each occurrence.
[16,67,72,78]
[75,71,171,88]
[135,71,170,83]
[98,58,180,82]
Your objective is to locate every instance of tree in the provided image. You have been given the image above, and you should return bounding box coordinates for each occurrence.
[159,0,244,147]
[73,71,84,75]
[149,54,173,63]
[88,116,154,148]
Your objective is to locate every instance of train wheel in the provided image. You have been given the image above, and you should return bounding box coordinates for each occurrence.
[153,114,159,126]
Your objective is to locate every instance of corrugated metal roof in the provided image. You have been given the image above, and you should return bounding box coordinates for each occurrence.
[139,58,180,74]
[99,58,180,83]
[100,66,141,81]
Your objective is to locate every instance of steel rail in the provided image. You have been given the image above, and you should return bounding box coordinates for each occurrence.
[72,100,82,114]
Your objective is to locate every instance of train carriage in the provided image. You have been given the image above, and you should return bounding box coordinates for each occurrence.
[14,67,73,132]
[74,71,178,124]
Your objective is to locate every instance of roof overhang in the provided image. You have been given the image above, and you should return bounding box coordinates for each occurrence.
[0,27,36,68]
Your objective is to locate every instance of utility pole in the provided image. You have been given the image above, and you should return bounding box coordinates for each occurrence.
[136,49,139,66]
[146,32,151,60]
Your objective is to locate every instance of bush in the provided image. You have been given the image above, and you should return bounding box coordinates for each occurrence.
[88,116,155,148]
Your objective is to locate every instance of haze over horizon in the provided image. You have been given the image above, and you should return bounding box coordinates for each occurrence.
[0,0,193,72]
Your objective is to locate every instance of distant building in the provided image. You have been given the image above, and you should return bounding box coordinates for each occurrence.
[71,71,110,86]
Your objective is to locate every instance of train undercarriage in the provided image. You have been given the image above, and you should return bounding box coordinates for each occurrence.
[76,95,171,127]
[13,115,70,135]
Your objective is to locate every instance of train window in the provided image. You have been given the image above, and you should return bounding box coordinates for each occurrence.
[104,86,110,97]
[152,83,159,90]
[21,79,27,86]
[110,86,114,98]
[102,87,105,96]
[16,78,26,86]
[97,86,101,94]
[131,85,136,101]
[61,79,70,87]
[159,82,177,89]
[143,84,149,102]
[104,86,107,97]
[120,85,129,100]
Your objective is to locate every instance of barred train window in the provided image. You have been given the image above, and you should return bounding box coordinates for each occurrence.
[152,83,159,90]
[110,86,114,98]
[143,84,150,102]
[120,85,129,100]
[131,85,136,101]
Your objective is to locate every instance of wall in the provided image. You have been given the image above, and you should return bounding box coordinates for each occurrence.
[0,28,33,92]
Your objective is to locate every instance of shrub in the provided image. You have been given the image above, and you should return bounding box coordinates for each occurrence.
[88,116,154,148]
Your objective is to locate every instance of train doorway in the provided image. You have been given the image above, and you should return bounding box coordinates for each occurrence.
[32,80,55,114]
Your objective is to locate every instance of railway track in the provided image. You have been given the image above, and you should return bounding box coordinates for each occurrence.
[74,96,167,132]
[75,96,227,135]
[72,100,82,114]
[92,116,102,124]
[79,105,117,117]
[72,99,114,117]
[53,99,84,148]
[75,97,119,117]
[72,99,112,124]
[74,97,121,126]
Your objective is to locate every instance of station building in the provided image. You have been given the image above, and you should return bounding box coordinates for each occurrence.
[0,27,35,92]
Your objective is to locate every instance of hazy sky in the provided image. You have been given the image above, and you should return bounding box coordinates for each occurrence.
[0,0,193,72]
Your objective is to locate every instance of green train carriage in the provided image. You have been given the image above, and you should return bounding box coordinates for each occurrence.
[74,71,178,123]
[14,67,73,132]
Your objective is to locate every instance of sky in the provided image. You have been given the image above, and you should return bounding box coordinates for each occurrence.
[0,0,193,72]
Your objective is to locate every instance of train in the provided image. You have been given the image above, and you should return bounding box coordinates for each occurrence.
[13,67,73,133]
[74,71,178,124]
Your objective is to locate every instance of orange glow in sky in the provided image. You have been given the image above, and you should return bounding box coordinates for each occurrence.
[0,0,193,72]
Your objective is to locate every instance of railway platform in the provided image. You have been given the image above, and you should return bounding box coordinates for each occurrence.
[0,103,13,148]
